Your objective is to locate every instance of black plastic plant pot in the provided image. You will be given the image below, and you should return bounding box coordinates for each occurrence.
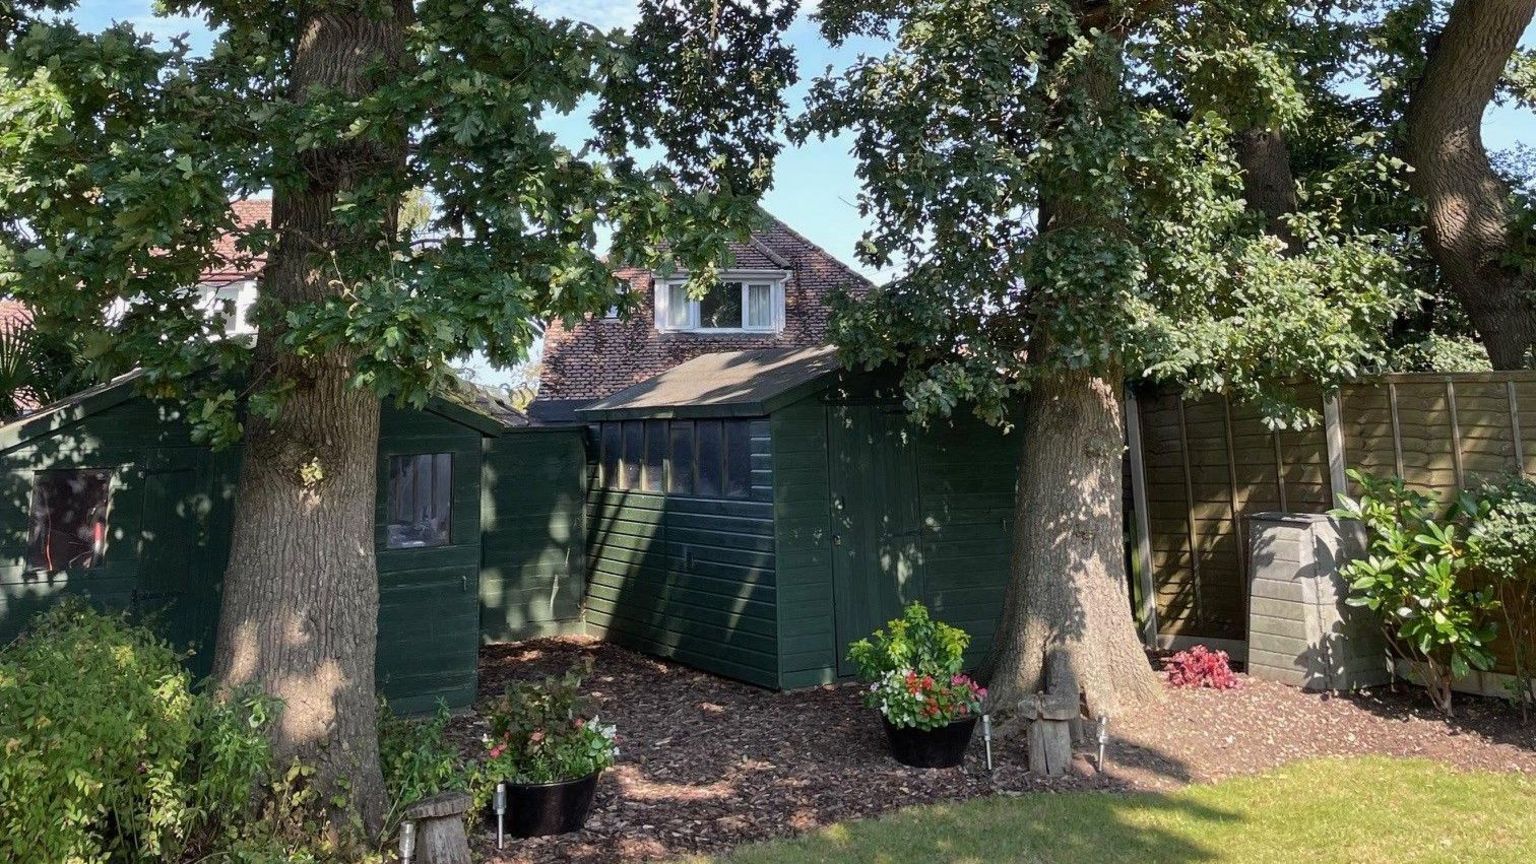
[881,716,978,769]
[485,770,602,838]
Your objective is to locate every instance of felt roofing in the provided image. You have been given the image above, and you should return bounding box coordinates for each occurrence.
[577,345,842,420]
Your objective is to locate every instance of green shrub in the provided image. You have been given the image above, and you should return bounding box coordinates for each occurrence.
[378,700,470,832]
[1332,471,1499,716]
[0,603,273,864]
[1465,475,1536,721]
[847,602,970,682]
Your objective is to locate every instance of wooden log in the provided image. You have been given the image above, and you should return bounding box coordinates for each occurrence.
[1027,718,1073,776]
[403,791,472,864]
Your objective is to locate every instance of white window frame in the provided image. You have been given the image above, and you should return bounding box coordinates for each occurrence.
[654,271,788,334]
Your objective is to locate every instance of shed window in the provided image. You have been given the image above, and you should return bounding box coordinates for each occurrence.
[668,422,695,495]
[386,453,452,549]
[724,421,754,499]
[643,420,667,492]
[595,419,758,499]
[599,423,622,489]
[622,422,645,490]
[695,420,723,498]
[27,469,110,570]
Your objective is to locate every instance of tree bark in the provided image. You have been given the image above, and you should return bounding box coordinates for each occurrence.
[1406,0,1536,370]
[985,367,1163,717]
[211,1,412,837]
[1235,127,1299,249]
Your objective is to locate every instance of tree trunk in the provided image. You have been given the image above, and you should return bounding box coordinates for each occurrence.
[1406,0,1536,370]
[1235,127,1299,248]
[211,1,412,837]
[984,367,1162,717]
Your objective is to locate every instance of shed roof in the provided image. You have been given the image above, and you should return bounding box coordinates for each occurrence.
[0,369,517,454]
[577,346,842,420]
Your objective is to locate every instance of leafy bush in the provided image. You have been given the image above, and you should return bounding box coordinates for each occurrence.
[378,700,471,831]
[0,603,273,864]
[482,661,617,785]
[865,669,986,729]
[1332,470,1499,715]
[1464,475,1536,721]
[1163,644,1240,689]
[847,602,970,681]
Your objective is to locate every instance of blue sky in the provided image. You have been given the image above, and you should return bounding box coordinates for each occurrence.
[62,1,1536,283]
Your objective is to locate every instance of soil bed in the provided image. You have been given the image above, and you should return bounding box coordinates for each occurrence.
[453,638,1536,864]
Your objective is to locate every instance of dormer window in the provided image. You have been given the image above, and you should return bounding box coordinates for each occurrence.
[655,272,786,333]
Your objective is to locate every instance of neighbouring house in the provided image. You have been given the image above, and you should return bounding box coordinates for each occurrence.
[0,370,587,713]
[537,211,875,404]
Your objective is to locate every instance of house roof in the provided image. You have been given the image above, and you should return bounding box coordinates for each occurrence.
[577,345,842,420]
[524,398,594,428]
[202,198,272,284]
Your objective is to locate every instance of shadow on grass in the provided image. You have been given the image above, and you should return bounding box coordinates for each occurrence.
[712,790,1236,864]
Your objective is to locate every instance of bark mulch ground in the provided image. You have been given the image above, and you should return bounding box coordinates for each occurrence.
[449,638,1536,864]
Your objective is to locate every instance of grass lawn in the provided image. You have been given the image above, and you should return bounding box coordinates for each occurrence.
[692,757,1536,864]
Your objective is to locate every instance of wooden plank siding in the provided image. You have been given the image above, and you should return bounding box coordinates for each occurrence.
[373,403,485,714]
[771,402,838,689]
[584,420,781,688]
[479,430,587,642]
[0,390,492,714]
[0,397,236,665]
[913,414,1019,670]
[764,401,1018,685]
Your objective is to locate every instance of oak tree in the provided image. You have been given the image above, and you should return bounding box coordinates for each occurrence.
[0,0,797,831]
[802,0,1410,715]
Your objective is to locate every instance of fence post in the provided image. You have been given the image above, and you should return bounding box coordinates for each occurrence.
[1124,393,1159,648]
[1323,394,1348,507]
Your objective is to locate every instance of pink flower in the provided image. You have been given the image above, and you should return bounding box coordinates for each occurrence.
[488,744,506,759]
[530,729,546,744]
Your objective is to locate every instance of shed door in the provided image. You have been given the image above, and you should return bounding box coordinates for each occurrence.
[828,404,923,677]
[135,450,219,678]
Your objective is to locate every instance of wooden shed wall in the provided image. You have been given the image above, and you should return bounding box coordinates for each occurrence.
[584,420,780,688]
[0,397,236,671]
[768,402,1017,685]
[913,414,1018,669]
[374,404,485,714]
[770,402,837,689]
[479,430,587,642]
[0,393,489,713]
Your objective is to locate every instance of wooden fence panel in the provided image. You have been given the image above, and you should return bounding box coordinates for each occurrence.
[1135,372,1536,681]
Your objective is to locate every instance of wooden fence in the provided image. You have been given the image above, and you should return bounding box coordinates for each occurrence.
[1128,372,1536,666]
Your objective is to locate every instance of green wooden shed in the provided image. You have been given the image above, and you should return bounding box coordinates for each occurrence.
[0,372,587,714]
[575,346,1021,689]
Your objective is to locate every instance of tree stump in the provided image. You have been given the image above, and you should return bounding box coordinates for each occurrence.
[1020,651,1083,776]
[403,791,473,864]
[1020,689,1079,776]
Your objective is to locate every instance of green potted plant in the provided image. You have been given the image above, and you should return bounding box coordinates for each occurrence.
[848,603,986,768]
[480,661,617,837]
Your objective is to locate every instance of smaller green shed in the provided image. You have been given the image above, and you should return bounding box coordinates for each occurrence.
[576,346,1022,689]
[0,373,587,714]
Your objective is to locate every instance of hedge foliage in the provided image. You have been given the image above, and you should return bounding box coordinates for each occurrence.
[0,603,272,863]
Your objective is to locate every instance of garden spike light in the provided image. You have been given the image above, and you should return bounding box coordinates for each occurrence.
[1097,715,1110,771]
[399,820,416,864]
[495,781,508,849]
[982,714,994,772]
